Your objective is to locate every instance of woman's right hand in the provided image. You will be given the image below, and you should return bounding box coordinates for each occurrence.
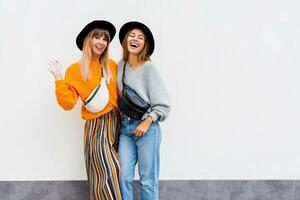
[49,59,63,80]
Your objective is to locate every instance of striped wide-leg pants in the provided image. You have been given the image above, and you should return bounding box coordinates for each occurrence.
[84,109,122,200]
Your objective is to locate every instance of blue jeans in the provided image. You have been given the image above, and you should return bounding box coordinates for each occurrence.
[118,115,162,200]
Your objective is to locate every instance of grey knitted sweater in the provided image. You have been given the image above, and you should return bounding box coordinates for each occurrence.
[117,60,171,122]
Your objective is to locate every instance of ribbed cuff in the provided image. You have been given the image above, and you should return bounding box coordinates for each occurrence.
[147,112,158,122]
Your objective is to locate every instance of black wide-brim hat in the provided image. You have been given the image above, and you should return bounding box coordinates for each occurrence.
[119,21,155,55]
[76,20,116,51]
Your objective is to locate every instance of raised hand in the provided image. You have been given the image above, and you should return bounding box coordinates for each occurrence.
[49,59,63,80]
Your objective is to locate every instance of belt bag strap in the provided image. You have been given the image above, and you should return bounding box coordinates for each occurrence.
[119,62,150,119]
[84,65,109,113]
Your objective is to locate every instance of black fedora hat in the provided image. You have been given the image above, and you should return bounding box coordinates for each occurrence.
[76,20,116,51]
[119,21,155,55]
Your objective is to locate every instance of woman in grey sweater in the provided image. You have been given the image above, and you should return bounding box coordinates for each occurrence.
[117,21,171,200]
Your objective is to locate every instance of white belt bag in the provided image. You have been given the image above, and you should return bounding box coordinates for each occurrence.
[83,69,109,113]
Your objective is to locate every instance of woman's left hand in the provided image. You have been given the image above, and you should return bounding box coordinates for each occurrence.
[135,116,153,137]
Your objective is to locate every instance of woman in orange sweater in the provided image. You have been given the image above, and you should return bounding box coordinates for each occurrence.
[49,20,122,200]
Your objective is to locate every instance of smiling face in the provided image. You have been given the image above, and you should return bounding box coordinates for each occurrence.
[91,33,108,58]
[126,28,145,55]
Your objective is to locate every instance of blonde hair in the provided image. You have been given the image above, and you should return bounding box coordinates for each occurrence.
[79,28,112,83]
[122,29,151,62]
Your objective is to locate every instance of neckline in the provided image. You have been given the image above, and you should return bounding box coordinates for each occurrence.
[90,60,101,69]
[126,61,149,72]
[91,59,100,64]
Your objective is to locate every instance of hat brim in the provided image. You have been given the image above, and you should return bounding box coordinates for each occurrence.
[76,20,116,51]
[119,21,155,56]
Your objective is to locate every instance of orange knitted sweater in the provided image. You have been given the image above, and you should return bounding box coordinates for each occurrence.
[55,59,118,120]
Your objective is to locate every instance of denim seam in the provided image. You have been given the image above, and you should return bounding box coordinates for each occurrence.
[153,123,158,197]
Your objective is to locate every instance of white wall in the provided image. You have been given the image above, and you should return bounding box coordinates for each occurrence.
[1,0,300,180]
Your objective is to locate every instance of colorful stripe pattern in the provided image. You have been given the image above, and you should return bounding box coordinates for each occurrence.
[84,109,122,200]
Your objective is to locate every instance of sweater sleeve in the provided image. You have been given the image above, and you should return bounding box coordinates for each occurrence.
[143,66,171,122]
[55,69,79,110]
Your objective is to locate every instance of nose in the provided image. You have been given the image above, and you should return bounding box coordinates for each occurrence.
[99,38,105,44]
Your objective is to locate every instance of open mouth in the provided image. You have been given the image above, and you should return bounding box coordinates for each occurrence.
[129,42,139,48]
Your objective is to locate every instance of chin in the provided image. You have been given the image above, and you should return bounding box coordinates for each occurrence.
[95,51,103,56]
[128,49,140,54]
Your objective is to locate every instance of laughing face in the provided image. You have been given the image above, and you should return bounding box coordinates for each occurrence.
[126,28,145,55]
[91,34,108,58]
